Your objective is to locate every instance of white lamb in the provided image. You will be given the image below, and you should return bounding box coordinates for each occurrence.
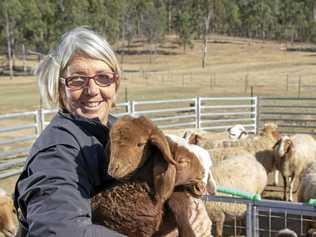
[273,134,316,201]
[204,155,268,237]
[226,124,248,141]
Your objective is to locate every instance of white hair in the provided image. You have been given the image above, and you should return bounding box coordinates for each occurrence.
[36,26,121,108]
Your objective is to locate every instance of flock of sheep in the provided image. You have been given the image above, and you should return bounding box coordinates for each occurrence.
[1,115,316,237]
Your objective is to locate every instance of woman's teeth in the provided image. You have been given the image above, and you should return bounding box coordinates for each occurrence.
[84,102,100,108]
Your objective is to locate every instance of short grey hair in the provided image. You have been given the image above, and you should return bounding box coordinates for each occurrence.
[36,26,121,108]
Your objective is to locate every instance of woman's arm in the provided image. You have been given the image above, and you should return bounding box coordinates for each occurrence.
[16,144,124,237]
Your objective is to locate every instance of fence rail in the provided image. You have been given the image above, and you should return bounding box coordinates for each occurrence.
[203,195,316,237]
[1,96,316,180]
[0,96,257,179]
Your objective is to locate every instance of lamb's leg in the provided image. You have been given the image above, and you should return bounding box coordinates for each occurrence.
[289,176,295,202]
[283,175,288,201]
[167,191,212,237]
[273,169,279,186]
[214,212,225,237]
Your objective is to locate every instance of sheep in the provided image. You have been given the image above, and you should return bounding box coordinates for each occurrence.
[204,155,268,237]
[91,115,212,237]
[297,161,316,236]
[0,188,16,237]
[273,134,316,201]
[226,124,248,141]
[166,133,217,194]
[187,123,281,185]
[275,228,298,237]
[167,191,212,237]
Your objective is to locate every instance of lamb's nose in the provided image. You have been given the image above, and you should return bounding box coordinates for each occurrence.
[108,163,120,176]
[3,225,16,237]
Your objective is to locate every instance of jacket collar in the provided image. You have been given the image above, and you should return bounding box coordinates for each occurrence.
[58,109,116,145]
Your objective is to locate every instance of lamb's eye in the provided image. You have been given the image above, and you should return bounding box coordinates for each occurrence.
[137,142,145,148]
[178,159,189,167]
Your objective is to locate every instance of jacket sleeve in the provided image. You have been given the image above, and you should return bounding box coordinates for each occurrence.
[17,144,124,237]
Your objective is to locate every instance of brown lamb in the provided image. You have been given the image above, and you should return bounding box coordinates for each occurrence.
[91,115,210,237]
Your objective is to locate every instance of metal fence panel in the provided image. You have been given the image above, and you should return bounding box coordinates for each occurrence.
[259,97,316,135]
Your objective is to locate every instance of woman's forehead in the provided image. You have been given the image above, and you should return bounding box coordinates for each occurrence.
[65,53,112,74]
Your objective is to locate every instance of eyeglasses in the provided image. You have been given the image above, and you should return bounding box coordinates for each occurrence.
[60,72,119,90]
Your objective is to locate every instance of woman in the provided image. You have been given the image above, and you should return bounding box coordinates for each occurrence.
[14,27,124,236]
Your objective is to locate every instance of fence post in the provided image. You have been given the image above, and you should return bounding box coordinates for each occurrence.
[246,202,253,237]
[252,205,259,237]
[254,96,259,134]
[129,100,135,116]
[195,96,201,129]
[298,76,302,98]
[36,108,44,136]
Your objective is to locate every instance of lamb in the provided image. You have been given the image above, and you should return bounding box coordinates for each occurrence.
[91,115,212,237]
[204,155,268,237]
[275,228,298,237]
[273,134,316,201]
[297,161,316,236]
[187,123,281,184]
[0,188,16,237]
[226,124,248,141]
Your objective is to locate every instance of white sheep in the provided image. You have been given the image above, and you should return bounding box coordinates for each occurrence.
[273,134,316,201]
[226,124,248,141]
[275,228,298,237]
[166,134,217,194]
[297,161,316,236]
[186,123,280,185]
[204,155,268,237]
[0,188,17,237]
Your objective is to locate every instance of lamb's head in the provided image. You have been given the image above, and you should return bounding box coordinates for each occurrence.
[273,136,294,169]
[227,124,248,140]
[167,135,217,196]
[108,115,177,203]
[0,189,17,237]
[262,122,280,140]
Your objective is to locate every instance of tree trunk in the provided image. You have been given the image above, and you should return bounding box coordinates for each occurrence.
[202,2,213,68]
[313,0,316,21]
[5,6,13,79]
[22,44,26,72]
[168,0,172,33]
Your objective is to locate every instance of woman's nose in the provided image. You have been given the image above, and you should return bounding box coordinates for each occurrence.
[86,78,99,95]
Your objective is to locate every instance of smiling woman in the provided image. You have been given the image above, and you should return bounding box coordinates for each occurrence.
[13,27,125,237]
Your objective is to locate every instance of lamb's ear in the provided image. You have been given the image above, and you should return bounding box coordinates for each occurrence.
[184,131,202,145]
[153,159,176,203]
[273,138,282,149]
[284,140,294,155]
[138,116,177,165]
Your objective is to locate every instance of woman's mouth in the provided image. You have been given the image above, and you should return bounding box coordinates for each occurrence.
[81,101,103,110]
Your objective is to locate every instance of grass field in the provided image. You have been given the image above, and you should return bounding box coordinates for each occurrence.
[1,35,316,114]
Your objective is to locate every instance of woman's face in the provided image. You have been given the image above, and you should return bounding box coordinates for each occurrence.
[61,53,116,124]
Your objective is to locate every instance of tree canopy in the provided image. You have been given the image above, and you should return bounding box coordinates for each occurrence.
[1,0,316,55]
